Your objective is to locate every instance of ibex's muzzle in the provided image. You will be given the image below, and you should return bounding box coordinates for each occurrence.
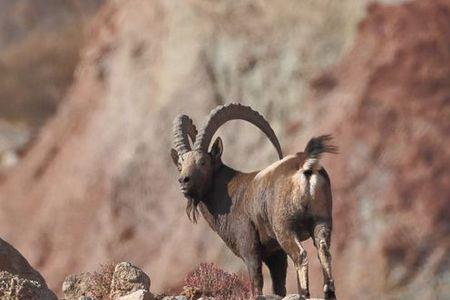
[178,176,190,184]
[179,176,193,196]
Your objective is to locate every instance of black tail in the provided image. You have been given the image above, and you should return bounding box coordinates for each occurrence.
[302,135,338,171]
[304,135,338,158]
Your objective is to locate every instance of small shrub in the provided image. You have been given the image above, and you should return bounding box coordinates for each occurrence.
[86,263,115,300]
[183,262,251,300]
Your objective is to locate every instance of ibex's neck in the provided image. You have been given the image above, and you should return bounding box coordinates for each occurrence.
[197,164,240,230]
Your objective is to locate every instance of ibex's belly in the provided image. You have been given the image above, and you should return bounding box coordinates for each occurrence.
[255,210,287,256]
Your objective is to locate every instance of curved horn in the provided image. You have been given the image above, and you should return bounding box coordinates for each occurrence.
[194,103,283,159]
[172,114,197,154]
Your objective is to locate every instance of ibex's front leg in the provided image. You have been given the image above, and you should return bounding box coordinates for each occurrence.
[314,224,336,300]
[263,250,287,297]
[244,254,263,297]
[239,227,264,297]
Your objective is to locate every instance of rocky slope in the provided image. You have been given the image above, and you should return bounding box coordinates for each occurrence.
[0,0,448,299]
[0,0,103,172]
[302,1,450,298]
[0,237,56,299]
[0,0,103,125]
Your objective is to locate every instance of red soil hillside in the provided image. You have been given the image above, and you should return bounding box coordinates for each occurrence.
[300,1,450,298]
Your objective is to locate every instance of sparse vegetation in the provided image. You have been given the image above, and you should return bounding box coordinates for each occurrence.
[86,263,115,300]
[182,263,251,300]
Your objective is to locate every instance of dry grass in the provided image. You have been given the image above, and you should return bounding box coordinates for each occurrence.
[182,263,251,300]
[85,263,115,300]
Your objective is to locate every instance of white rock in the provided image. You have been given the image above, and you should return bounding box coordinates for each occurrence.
[282,295,304,300]
[256,295,282,300]
[110,262,151,299]
[161,296,188,300]
[118,289,154,300]
[282,295,324,300]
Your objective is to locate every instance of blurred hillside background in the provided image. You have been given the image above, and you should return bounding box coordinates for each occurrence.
[0,0,448,299]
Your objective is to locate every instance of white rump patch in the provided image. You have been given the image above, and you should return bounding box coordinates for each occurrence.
[302,158,319,171]
[309,173,324,197]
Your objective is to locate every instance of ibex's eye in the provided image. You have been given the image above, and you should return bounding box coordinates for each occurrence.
[199,159,206,166]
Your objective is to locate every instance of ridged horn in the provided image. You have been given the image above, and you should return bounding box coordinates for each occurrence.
[194,103,283,159]
[172,114,197,154]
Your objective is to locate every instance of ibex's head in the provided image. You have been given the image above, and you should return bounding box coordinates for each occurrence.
[171,103,283,222]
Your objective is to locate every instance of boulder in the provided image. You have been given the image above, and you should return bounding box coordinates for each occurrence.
[0,238,56,299]
[161,296,188,300]
[62,273,90,300]
[0,271,56,300]
[110,262,151,299]
[0,238,46,284]
[118,289,155,300]
[256,295,282,300]
[282,296,324,300]
[281,295,303,300]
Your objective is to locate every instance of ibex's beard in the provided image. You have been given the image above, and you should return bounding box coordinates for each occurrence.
[186,196,200,223]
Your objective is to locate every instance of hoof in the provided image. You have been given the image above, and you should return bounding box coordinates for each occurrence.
[324,282,336,300]
[324,290,336,300]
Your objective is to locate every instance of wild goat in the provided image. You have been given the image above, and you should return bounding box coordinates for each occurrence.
[170,103,337,299]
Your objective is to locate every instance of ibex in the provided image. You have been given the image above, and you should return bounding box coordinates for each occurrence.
[170,103,337,299]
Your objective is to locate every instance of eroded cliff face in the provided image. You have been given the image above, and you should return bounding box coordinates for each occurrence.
[302,1,450,298]
[0,0,448,299]
[0,0,103,172]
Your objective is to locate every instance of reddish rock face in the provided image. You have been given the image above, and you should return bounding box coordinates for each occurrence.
[0,0,448,299]
[301,1,450,298]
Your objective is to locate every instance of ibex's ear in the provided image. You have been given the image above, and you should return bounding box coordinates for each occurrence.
[210,137,223,161]
[170,148,179,168]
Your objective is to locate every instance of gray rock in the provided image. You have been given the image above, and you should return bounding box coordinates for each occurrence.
[0,238,57,300]
[62,273,91,300]
[256,295,282,300]
[0,271,56,300]
[282,295,324,300]
[161,296,188,300]
[118,289,155,300]
[110,262,151,299]
[282,295,303,300]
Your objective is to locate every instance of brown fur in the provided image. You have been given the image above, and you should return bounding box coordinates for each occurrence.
[171,135,337,299]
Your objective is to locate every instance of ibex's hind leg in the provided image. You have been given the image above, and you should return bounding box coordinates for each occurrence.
[313,223,336,299]
[276,232,310,298]
[294,237,309,298]
[263,250,287,297]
